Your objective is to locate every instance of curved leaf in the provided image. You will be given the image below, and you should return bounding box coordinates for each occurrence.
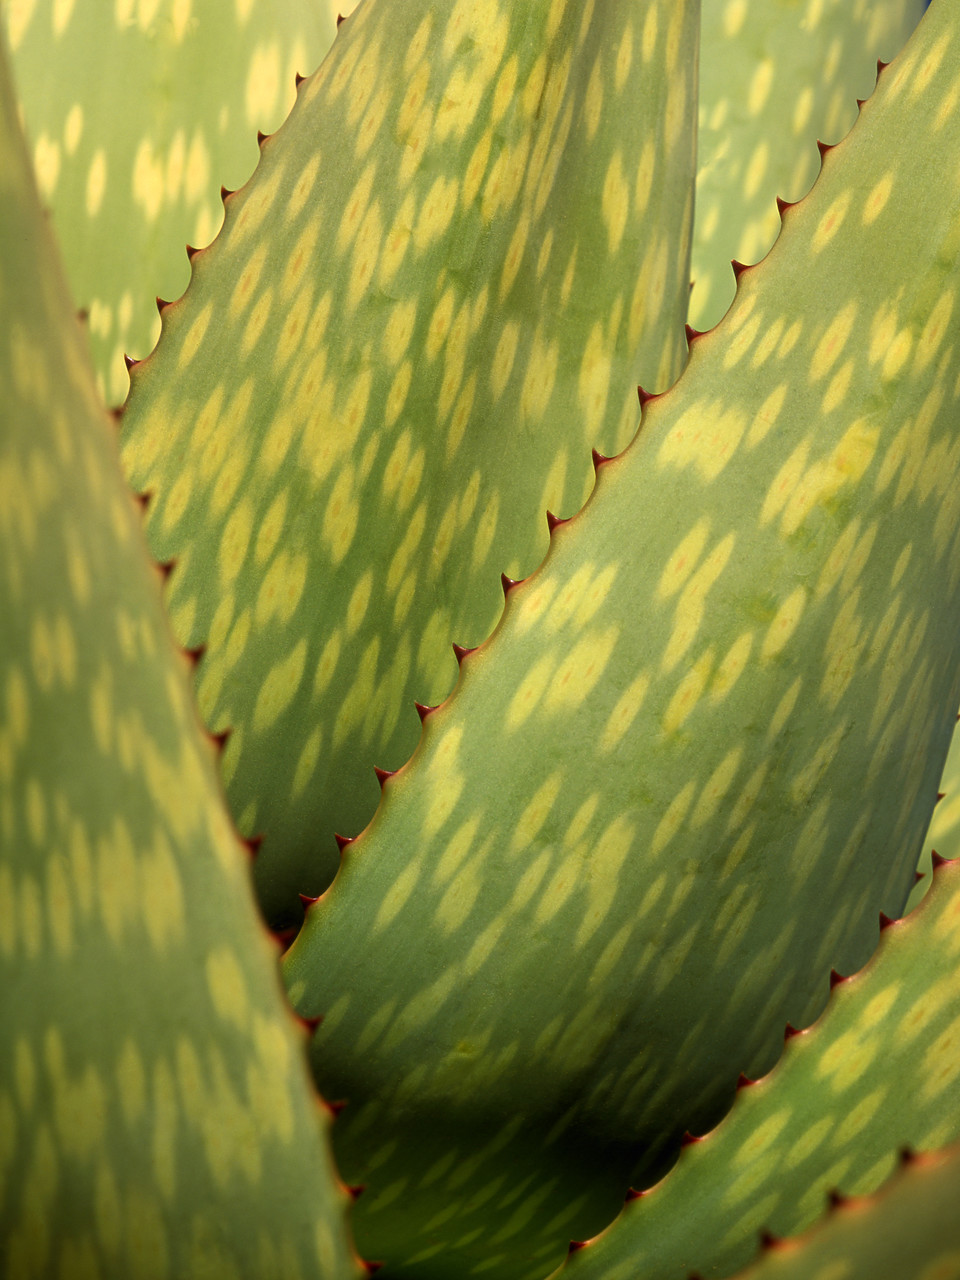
[0,36,356,1280]
[285,3,960,1273]
[3,0,335,403]
[119,0,699,927]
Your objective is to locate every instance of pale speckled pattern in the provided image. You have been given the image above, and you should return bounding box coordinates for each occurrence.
[3,0,335,402]
[119,0,699,928]
[0,44,356,1280]
[556,857,960,1280]
[691,0,925,330]
[284,5,960,1276]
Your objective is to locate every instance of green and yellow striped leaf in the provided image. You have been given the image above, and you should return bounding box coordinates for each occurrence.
[284,4,960,1274]
[119,0,699,928]
[692,0,924,330]
[0,38,356,1280]
[554,856,960,1280]
[3,0,335,403]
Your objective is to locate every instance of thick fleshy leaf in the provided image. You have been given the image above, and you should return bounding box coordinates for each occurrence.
[0,37,356,1280]
[554,856,960,1280]
[119,0,698,927]
[910,708,960,911]
[284,4,960,1275]
[722,1142,960,1280]
[3,0,334,403]
[691,0,925,330]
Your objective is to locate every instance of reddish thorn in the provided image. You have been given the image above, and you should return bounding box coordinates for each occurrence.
[736,1073,756,1090]
[784,1022,802,1040]
[295,71,305,87]
[414,702,434,723]
[899,1145,917,1166]
[184,643,206,668]
[776,195,794,217]
[567,1241,587,1255]
[299,1013,323,1033]
[731,259,748,281]
[915,870,926,884]
[364,1264,383,1275]
[856,97,866,110]
[210,727,231,750]
[546,509,564,533]
[592,447,609,472]
[299,892,320,909]
[327,1099,348,1117]
[257,130,268,147]
[937,791,946,803]
[334,833,353,853]
[108,405,124,426]
[637,385,656,408]
[877,57,889,76]
[829,968,847,989]
[879,912,896,931]
[336,10,345,24]
[624,1187,645,1202]
[931,851,949,870]
[272,924,297,950]
[827,1189,847,1210]
[685,323,702,344]
[158,558,175,581]
[452,643,475,666]
[374,766,395,789]
[186,243,198,262]
[680,1131,703,1148]
[816,139,831,161]
[220,184,233,202]
[347,1185,366,1200]
[759,1230,780,1252]
[134,490,151,511]
[123,353,136,371]
[501,572,520,597]
[77,308,89,325]
[156,296,169,315]
[243,834,264,858]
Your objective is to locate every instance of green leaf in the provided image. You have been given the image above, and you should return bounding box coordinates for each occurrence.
[722,1141,960,1280]
[119,0,699,928]
[910,708,960,912]
[3,0,335,404]
[691,0,925,331]
[284,4,960,1274]
[0,36,355,1279]
[553,856,960,1280]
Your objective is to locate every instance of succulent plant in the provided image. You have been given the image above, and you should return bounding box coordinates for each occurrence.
[3,0,960,1278]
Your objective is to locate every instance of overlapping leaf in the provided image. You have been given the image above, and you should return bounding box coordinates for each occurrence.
[554,857,960,1280]
[691,0,925,330]
[3,0,335,403]
[0,37,356,1280]
[120,0,699,927]
[725,1142,960,1280]
[284,4,960,1275]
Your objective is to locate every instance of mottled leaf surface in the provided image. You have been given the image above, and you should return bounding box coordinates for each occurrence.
[555,857,960,1280]
[3,0,334,404]
[910,709,960,910]
[724,1142,960,1280]
[691,0,924,330]
[285,5,960,1275]
[120,0,699,927]
[0,39,356,1280]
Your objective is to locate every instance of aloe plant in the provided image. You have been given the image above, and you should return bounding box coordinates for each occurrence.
[3,1,960,1278]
